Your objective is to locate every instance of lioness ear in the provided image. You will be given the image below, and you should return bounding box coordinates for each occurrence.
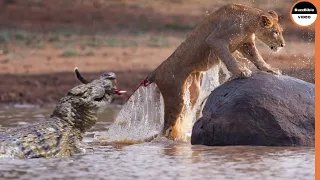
[268,10,278,21]
[261,15,273,27]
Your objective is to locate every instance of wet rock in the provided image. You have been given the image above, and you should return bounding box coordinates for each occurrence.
[191,72,314,146]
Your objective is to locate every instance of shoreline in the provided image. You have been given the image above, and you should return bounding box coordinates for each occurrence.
[0,68,314,106]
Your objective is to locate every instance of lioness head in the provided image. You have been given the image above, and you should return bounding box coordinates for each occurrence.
[255,10,285,52]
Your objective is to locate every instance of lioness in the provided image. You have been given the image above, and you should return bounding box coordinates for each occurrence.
[142,4,285,140]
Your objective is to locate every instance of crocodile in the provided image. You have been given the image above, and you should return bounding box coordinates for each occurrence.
[0,68,125,159]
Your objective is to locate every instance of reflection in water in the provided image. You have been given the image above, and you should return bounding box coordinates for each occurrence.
[0,107,315,180]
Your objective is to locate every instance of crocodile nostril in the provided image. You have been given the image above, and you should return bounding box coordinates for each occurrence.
[280,44,285,47]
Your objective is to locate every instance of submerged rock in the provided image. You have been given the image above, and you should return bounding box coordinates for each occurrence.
[191,72,314,146]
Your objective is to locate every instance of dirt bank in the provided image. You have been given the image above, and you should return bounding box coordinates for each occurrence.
[0,67,314,105]
[0,0,315,105]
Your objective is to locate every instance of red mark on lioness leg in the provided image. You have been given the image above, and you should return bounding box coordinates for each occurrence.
[127,78,151,100]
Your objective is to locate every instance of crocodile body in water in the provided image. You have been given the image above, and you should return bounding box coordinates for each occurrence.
[0,68,125,158]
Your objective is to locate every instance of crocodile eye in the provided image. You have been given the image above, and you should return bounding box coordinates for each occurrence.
[94,96,104,101]
[101,72,116,80]
[93,93,105,101]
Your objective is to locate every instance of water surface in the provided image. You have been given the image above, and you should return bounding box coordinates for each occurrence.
[0,106,315,180]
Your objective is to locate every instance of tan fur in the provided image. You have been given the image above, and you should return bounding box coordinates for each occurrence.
[145,4,285,140]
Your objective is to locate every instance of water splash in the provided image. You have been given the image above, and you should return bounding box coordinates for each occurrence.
[104,83,164,142]
[103,62,230,143]
[173,64,227,141]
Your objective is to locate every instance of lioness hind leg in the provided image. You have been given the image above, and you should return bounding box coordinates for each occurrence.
[162,86,185,140]
[188,72,201,109]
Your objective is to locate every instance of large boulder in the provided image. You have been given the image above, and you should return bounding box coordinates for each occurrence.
[191,72,314,146]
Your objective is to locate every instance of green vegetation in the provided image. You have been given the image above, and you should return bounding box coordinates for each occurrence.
[164,24,196,31]
[0,31,11,43]
[147,36,170,47]
[60,49,81,57]
[0,28,175,49]
[0,28,177,59]
[83,51,95,56]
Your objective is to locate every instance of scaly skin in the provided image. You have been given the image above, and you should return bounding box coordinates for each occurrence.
[0,69,124,158]
[0,118,83,158]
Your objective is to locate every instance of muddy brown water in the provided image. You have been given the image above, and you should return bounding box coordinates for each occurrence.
[0,105,314,180]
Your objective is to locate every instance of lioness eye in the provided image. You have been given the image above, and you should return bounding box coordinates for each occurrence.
[273,31,279,36]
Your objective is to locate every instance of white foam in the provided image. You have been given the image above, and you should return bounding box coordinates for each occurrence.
[105,83,164,142]
[103,62,230,143]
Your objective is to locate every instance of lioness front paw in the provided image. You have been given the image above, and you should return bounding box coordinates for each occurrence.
[260,66,282,75]
[232,67,252,79]
[266,67,282,75]
[163,126,173,137]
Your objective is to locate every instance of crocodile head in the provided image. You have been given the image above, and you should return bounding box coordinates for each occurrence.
[52,68,125,132]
